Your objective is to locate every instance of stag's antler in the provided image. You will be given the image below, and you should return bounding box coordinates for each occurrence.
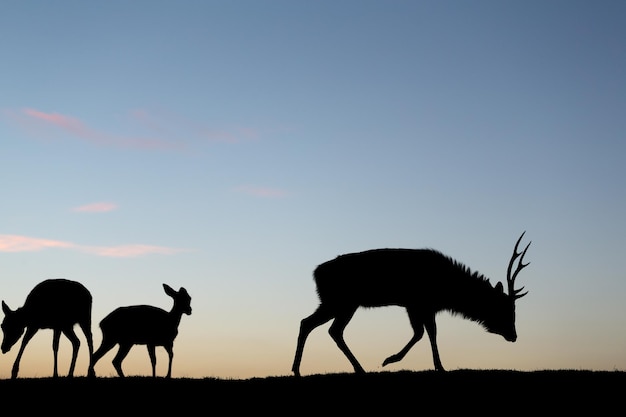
[507,231,530,299]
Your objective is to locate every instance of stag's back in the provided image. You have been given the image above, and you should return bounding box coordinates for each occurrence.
[313,249,470,308]
[21,279,92,329]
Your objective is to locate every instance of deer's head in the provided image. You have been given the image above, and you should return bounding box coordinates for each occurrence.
[164,284,192,316]
[482,232,530,342]
[1,301,26,354]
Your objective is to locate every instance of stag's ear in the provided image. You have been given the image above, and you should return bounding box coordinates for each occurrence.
[495,281,504,294]
[2,300,11,315]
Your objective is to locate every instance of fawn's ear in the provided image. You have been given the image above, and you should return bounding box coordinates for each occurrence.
[163,283,176,296]
[2,300,11,314]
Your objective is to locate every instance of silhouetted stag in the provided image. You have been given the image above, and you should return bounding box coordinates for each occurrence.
[1,278,95,379]
[292,232,531,376]
[92,283,191,378]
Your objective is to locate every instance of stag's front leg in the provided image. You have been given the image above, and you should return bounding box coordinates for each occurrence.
[424,314,445,371]
[382,309,425,367]
[328,308,365,374]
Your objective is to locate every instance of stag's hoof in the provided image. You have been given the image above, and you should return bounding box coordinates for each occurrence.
[382,355,400,367]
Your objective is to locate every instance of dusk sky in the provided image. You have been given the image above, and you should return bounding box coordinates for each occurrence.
[1,1,625,379]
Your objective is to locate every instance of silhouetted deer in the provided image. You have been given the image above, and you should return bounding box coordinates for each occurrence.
[92,283,191,378]
[292,232,531,376]
[1,278,95,379]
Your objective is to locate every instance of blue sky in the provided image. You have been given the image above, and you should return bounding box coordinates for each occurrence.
[1,1,625,378]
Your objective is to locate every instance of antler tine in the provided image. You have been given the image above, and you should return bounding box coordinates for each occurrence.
[507,231,531,299]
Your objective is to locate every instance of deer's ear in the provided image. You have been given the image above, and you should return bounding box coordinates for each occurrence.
[2,300,11,314]
[495,281,504,293]
[163,284,176,296]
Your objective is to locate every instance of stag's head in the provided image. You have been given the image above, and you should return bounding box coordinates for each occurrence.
[1,301,26,354]
[483,232,530,342]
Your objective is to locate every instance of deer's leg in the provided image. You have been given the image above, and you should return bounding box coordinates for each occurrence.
[147,345,157,377]
[328,307,365,374]
[165,345,174,379]
[112,343,132,377]
[12,328,37,379]
[79,320,96,377]
[382,308,425,367]
[292,305,335,377]
[93,337,116,366]
[52,329,62,378]
[63,328,80,378]
[424,313,445,371]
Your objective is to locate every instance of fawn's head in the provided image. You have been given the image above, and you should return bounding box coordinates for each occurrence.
[163,284,192,316]
[482,232,531,342]
[1,301,25,354]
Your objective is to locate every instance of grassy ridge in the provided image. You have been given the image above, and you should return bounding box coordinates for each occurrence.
[1,370,623,413]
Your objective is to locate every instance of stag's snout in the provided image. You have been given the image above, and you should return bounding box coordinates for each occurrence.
[502,329,517,342]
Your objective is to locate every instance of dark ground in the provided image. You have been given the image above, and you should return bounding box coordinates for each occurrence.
[1,370,623,414]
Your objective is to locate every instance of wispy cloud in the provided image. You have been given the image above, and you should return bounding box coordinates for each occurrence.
[4,107,274,151]
[200,127,259,144]
[80,244,185,257]
[0,108,292,152]
[72,202,118,213]
[10,108,184,151]
[129,108,261,144]
[235,185,287,198]
[0,234,186,258]
[0,235,74,252]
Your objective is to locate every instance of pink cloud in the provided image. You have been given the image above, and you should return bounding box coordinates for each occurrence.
[23,108,90,136]
[18,108,183,151]
[235,185,286,198]
[200,127,259,143]
[0,234,185,258]
[0,235,75,252]
[129,108,260,144]
[72,202,118,213]
[5,107,271,151]
[4,106,282,153]
[80,244,186,258]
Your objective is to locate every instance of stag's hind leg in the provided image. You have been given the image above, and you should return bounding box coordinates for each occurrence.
[382,308,425,367]
[292,304,336,376]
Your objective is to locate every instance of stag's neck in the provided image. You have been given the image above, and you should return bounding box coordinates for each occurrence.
[444,296,487,321]
[440,273,499,322]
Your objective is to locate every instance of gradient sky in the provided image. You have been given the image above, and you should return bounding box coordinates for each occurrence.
[1,1,625,379]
